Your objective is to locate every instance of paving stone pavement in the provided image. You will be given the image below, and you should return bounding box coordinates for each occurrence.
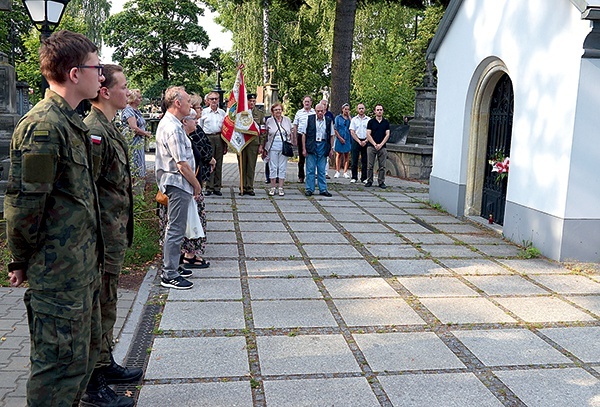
[2,153,600,406]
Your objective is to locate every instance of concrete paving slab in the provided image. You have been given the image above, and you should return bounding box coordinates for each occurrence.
[339,222,390,233]
[397,277,480,297]
[256,334,360,375]
[282,213,328,222]
[244,244,302,259]
[440,259,513,275]
[351,232,406,245]
[285,221,337,232]
[499,259,570,274]
[354,332,465,371]
[329,213,375,223]
[529,274,600,294]
[402,233,457,244]
[145,337,249,379]
[237,212,276,222]
[252,299,337,328]
[419,244,482,259]
[209,212,235,221]
[333,298,426,326]
[364,244,422,258]
[302,244,362,259]
[311,259,379,277]
[196,260,240,278]
[248,278,322,300]
[379,373,503,407]
[464,275,550,296]
[430,223,487,234]
[494,368,600,407]
[472,244,522,258]
[565,295,600,317]
[380,259,452,276]
[420,298,517,324]
[245,260,311,277]
[206,221,236,231]
[206,231,239,243]
[453,329,571,366]
[240,231,294,244]
[137,382,253,407]
[495,297,596,323]
[418,215,464,224]
[388,222,435,233]
[452,234,506,245]
[205,243,241,258]
[167,279,242,301]
[159,301,245,330]
[238,221,287,232]
[295,232,349,244]
[323,278,400,298]
[263,377,379,406]
[361,206,406,214]
[540,327,600,363]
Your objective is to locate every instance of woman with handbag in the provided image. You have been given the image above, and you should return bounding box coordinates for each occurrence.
[264,103,294,196]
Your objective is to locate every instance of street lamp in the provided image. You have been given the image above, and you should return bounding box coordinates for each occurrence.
[22,0,71,94]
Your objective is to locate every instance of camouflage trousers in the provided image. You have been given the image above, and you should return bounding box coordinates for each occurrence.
[24,278,102,407]
[97,249,125,368]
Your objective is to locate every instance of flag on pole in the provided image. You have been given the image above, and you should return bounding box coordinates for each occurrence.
[221,65,259,155]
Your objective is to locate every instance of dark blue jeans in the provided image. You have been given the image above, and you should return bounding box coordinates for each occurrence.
[351,139,368,181]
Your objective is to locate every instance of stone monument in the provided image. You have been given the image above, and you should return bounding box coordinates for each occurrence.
[0,52,21,212]
[263,67,279,113]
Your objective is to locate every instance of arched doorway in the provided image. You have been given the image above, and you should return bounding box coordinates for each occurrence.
[480,74,513,225]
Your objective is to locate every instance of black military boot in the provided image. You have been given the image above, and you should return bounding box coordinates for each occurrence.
[101,353,143,385]
[80,371,134,407]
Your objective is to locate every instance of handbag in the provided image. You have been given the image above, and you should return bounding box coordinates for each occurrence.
[156,190,168,206]
[185,195,205,239]
[275,118,294,157]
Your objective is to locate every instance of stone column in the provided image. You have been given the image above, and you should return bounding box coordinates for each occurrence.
[263,67,279,113]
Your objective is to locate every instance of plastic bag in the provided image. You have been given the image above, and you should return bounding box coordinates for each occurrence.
[185,196,205,239]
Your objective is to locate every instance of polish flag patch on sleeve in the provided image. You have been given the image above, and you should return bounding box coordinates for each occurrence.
[91,135,102,145]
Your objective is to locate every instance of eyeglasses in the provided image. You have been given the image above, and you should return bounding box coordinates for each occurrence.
[76,65,104,76]
[208,97,219,101]
[375,108,383,111]
[192,105,202,109]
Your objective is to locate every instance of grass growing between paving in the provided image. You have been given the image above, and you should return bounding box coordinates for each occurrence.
[0,181,161,289]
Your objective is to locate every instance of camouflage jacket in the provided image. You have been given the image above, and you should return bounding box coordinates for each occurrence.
[4,90,103,291]
[84,107,134,255]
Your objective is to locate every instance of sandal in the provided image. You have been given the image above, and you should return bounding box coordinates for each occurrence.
[181,256,210,269]
[268,187,276,196]
[278,187,285,196]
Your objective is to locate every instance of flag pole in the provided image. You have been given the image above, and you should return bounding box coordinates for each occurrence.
[239,152,244,195]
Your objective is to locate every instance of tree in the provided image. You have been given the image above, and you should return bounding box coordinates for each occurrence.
[103,0,210,98]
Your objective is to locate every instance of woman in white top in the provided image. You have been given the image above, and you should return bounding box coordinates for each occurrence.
[264,103,294,196]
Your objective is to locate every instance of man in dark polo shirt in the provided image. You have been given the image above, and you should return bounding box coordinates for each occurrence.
[365,104,391,188]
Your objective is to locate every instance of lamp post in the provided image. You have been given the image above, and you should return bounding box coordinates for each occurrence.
[22,0,71,96]
[213,65,225,110]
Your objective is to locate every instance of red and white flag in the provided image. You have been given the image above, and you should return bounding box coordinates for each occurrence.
[221,65,259,154]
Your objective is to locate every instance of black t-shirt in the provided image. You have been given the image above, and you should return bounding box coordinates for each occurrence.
[367,117,390,146]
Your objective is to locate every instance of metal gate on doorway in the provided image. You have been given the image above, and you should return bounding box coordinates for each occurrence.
[480,73,513,226]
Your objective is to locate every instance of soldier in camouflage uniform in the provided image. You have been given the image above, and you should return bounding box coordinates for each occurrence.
[82,64,141,407]
[237,93,265,196]
[5,30,104,406]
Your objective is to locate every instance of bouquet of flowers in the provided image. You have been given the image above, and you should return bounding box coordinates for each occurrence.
[488,150,509,182]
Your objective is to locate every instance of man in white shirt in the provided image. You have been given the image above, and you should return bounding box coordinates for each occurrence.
[201,91,226,196]
[349,103,371,183]
[292,95,315,183]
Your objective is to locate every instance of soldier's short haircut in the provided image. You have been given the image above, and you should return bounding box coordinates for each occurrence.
[90,64,123,102]
[164,86,186,108]
[39,30,98,84]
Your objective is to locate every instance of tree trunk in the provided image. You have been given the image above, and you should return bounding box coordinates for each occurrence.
[330,0,357,115]
[262,0,270,85]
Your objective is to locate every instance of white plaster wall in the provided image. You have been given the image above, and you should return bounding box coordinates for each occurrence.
[565,58,600,218]
[432,0,591,218]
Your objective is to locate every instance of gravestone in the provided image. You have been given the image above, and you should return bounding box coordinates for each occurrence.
[0,52,21,212]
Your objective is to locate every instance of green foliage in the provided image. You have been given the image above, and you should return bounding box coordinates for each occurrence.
[102,0,211,97]
[123,193,161,268]
[518,241,542,259]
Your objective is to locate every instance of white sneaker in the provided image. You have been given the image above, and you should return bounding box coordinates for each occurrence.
[343,172,351,179]
[363,179,369,184]
[350,179,357,183]
[278,187,285,196]
[334,171,340,178]
[268,187,276,196]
